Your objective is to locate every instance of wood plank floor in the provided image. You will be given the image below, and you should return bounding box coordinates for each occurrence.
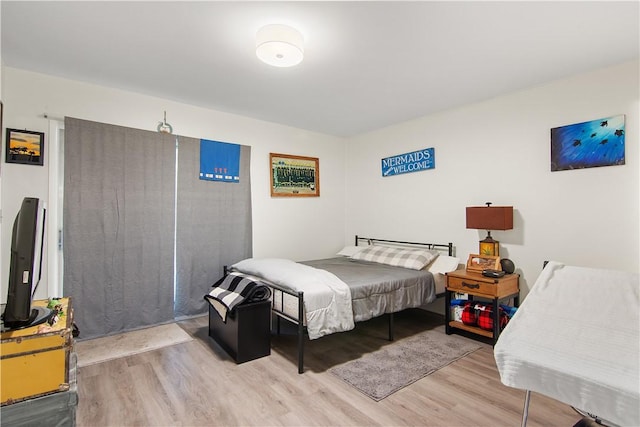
[76,310,582,426]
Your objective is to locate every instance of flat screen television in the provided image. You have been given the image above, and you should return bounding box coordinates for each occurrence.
[1,197,52,331]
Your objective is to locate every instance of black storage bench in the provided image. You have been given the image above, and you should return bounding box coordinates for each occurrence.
[208,300,271,364]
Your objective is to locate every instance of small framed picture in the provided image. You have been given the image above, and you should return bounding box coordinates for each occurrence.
[6,128,45,166]
[466,254,500,273]
[270,152,319,197]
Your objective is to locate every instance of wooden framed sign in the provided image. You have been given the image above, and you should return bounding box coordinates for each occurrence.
[270,153,319,197]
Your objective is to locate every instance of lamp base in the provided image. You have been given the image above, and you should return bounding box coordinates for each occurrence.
[479,233,499,257]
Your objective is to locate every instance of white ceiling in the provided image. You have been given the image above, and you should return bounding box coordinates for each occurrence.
[2,1,639,137]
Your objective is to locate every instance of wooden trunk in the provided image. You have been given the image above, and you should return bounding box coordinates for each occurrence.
[1,297,73,406]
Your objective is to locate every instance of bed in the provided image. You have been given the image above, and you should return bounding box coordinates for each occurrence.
[227,235,457,373]
[494,261,640,427]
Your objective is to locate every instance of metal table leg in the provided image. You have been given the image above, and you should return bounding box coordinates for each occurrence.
[521,390,531,427]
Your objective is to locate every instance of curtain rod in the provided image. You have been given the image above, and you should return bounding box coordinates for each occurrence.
[43,113,64,121]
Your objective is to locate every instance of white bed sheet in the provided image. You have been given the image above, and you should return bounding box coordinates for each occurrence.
[231,258,354,339]
[494,261,640,427]
[433,272,447,295]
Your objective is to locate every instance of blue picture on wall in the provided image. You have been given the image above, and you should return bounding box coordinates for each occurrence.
[551,115,625,171]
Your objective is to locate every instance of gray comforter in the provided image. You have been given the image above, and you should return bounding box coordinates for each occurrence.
[301,257,436,322]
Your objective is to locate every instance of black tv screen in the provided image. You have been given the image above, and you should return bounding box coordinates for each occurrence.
[2,197,49,329]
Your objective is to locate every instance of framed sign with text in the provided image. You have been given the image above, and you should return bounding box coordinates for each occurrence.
[382,147,434,177]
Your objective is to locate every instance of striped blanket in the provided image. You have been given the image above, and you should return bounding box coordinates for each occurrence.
[205,272,272,322]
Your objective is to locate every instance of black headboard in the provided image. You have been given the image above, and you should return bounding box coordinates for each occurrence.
[354,235,453,256]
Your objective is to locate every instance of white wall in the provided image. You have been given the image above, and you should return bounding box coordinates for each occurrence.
[1,67,346,302]
[345,60,639,297]
[3,61,638,306]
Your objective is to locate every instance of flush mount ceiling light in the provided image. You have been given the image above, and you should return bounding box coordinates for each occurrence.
[256,24,304,67]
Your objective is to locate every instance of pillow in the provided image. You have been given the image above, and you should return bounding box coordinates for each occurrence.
[351,245,438,270]
[336,245,366,257]
[426,255,460,275]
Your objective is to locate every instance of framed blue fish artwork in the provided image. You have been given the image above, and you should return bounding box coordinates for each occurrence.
[551,115,625,171]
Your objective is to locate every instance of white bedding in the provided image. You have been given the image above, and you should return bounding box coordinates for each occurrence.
[494,261,640,427]
[231,258,355,339]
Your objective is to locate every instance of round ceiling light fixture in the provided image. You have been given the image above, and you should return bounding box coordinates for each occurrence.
[256,24,304,67]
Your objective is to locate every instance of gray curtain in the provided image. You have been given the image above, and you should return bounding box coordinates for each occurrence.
[174,137,252,318]
[63,117,176,339]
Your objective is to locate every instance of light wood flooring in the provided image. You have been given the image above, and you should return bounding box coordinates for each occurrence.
[76,310,582,426]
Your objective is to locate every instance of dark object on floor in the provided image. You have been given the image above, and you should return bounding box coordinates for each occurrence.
[208,300,271,363]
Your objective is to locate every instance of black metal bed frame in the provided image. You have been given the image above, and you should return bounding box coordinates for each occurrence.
[232,235,454,374]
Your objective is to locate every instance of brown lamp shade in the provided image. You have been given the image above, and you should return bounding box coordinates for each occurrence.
[466,206,513,230]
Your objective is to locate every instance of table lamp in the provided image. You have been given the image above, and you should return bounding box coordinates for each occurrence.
[466,202,513,256]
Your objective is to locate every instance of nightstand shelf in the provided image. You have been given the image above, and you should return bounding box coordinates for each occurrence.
[445,269,519,345]
[447,320,494,338]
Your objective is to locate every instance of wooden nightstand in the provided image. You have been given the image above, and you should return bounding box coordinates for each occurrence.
[445,269,519,345]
